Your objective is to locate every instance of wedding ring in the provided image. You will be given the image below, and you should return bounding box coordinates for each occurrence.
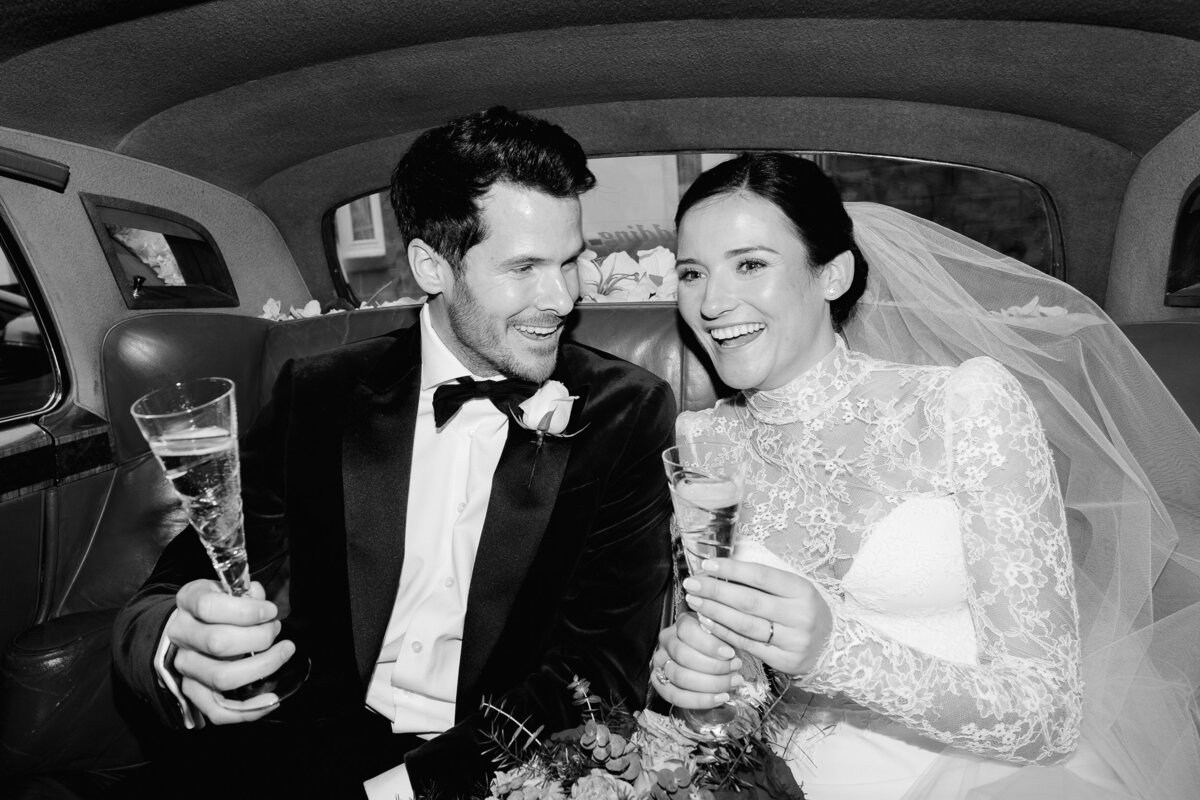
[654,663,672,687]
[765,620,776,646]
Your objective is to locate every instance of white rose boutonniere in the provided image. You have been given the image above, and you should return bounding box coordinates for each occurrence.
[517,379,576,436]
[515,380,586,487]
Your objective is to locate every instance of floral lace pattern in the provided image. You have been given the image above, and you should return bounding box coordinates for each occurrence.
[679,339,1082,765]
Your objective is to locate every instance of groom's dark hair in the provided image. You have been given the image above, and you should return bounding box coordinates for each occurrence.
[389,105,595,273]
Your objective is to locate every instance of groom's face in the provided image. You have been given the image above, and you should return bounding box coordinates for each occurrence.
[441,182,584,383]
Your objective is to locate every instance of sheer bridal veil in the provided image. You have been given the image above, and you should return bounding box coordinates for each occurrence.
[843,203,1200,799]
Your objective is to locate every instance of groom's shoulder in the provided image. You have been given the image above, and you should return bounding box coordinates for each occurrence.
[290,327,411,385]
[559,340,672,402]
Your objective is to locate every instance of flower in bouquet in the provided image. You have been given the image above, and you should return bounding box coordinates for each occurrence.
[479,674,804,800]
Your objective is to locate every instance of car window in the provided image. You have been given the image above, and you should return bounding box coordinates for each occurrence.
[329,192,426,307]
[0,222,58,423]
[1167,179,1200,307]
[328,152,1059,306]
[81,194,239,309]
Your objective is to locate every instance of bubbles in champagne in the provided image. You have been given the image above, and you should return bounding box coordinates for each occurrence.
[149,426,249,595]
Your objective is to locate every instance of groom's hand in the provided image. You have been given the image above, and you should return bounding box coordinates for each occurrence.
[165,579,295,724]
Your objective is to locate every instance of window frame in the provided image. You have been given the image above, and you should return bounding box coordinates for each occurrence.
[80,193,239,310]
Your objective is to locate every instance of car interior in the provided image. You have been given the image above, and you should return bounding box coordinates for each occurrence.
[1,3,1199,797]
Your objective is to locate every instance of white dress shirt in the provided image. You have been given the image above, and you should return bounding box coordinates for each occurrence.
[364,305,509,798]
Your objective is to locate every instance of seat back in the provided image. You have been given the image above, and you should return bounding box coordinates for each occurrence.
[102,313,274,465]
[1118,321,1200,433]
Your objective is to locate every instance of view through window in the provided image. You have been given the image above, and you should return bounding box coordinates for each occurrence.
[329,152,1058,306]
[0,229,57,422]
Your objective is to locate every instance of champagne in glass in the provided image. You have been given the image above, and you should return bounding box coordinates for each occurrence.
[672,474,741,578]
[662,440,748,738]
[150,425,248,595]
[132,377,308,702]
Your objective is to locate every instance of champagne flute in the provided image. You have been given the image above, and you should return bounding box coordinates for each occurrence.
[661,440,748,737]
[131,377,309,703]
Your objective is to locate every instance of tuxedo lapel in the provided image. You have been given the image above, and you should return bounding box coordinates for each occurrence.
[342,326,422,681]
[457,377,590,699]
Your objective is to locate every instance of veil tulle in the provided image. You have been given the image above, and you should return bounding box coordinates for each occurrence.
[842,202,1200,798]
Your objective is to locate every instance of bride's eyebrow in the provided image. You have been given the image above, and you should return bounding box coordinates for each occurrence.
[725,245,779,258]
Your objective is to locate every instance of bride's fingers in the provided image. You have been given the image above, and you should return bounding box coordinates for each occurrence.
[673,612,740,660]
[686,593,833,676]
[684,598,772,654]
[658,621,741,678]
[682,575,782,632]
[697,558,807,597]
[649,650,737,708]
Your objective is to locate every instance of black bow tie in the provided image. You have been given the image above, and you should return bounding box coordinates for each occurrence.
[432,376,539,428]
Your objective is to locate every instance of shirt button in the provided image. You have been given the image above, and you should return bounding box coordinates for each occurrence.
[456,501,466,513]
[411,641,423,653]
[444,577,456,588]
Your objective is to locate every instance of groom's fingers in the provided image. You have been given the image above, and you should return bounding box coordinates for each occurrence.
[173,639,297,695]
[177,579,278,627]
[167,613,283,659]
[180,675,280,725]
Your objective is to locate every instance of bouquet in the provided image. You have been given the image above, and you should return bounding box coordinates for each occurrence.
[478,674,804,800]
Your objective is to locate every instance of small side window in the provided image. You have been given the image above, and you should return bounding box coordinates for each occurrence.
[1166,180,1200,307]
[81,194,238,309]
[0,222,59,422]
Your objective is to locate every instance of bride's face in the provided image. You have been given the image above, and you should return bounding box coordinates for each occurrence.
[675,192,841,391]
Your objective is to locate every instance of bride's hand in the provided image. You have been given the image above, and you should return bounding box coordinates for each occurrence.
[683,558,833,677]
[650,612,744,709]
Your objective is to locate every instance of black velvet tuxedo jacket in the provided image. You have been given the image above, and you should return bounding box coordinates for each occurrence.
[113,322,675,797]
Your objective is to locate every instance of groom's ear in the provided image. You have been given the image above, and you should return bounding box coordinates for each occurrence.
[408,238,454,296]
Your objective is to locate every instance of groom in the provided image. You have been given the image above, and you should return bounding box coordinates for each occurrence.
[112,106,675,798]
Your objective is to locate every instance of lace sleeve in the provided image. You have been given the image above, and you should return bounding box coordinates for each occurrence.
[799,358,1083,764]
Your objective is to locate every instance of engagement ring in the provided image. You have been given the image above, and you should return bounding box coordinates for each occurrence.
[765,620,775,646]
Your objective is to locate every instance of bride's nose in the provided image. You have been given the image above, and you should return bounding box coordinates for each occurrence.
[700,269,736,319]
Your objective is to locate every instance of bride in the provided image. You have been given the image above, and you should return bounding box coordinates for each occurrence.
[650,152,1200,798]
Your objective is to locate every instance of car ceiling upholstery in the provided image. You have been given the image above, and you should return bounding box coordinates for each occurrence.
[3,0,1199,309]
[5,0,1200,191]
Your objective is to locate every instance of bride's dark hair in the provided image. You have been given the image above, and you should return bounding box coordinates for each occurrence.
[674,153,868,331]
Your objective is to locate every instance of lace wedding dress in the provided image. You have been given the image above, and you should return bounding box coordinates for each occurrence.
[679,337,1134,799]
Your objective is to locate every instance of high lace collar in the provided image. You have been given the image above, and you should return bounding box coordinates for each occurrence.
[743,337,867,424]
